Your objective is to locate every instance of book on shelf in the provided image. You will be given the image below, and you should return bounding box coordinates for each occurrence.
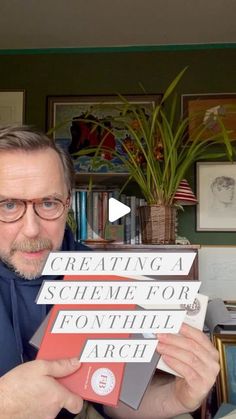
[79,191,87,241]
[124,195,131,244]
[98,191,106,238]
[86,192,93,240]
[110,190,120,226]
[101,191,108,237]
[130,196,136,245]
[92,191,99,239]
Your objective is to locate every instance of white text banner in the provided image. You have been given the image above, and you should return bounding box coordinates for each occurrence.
[36,280,200,305]
[51,309,186,334]
[80,339,158,363]
[42,251,196,276]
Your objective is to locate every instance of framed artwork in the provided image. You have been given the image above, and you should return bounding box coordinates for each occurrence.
[213,334,236,405]
[196,162,236,231]
[181,93,236,140]
[0,90,25,125]
[199,246,236,300]
[46,94,161,174]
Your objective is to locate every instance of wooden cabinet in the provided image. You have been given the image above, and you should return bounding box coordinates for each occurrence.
[84,243,199,281]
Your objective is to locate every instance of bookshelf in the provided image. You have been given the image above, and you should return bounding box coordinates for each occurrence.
[71,187,145,245]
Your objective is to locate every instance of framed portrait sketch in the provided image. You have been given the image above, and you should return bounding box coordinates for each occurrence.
[0,90,25,125]
[46,94,161,175]
[181,93,236,141]
[213,334,236,406]
[196,162,236,231]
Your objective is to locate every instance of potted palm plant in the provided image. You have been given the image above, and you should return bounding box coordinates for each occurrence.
[69,68,235,244]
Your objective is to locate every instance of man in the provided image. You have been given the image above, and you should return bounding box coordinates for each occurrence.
[0,126,219,419]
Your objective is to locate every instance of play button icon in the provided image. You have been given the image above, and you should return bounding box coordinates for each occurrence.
[108,198,131,222]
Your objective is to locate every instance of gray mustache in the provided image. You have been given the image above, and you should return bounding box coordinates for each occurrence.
[11,239,53,253]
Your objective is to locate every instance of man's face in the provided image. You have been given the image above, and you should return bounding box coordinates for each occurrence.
[0,149,69,279]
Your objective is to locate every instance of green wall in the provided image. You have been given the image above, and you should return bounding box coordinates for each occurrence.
[1,47,236,244]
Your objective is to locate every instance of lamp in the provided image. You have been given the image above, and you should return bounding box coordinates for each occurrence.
[174,179,197,206]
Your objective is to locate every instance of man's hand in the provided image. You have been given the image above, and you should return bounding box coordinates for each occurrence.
[0,358,83,419]
[157,323,220,414]
[105,324,219,419]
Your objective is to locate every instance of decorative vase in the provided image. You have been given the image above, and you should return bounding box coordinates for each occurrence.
[138,205,177,244]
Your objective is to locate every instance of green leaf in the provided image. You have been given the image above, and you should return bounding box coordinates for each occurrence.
[161,67,188,103]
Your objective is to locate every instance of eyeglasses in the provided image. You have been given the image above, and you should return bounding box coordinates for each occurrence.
[0,197,70,223]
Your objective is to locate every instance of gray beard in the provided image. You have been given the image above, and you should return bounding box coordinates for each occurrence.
[2,237,54,280]
[1,255,44,280]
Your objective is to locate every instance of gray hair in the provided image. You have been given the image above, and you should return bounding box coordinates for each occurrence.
[0,125,74,191]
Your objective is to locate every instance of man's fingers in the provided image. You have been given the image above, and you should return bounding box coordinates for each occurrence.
[35,358,81,378]
[179,323,219,359]
[158,341,219,378]
[36,359,84,414]
[157,323,219,362]
[62,387,84,414]
[157,324,220,391]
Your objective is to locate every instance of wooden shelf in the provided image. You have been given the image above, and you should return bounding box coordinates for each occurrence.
[80,243,200,281]
[83,243,200,250]
[74,172,130,187]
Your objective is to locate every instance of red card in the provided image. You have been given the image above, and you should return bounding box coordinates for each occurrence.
[37,275,136,406]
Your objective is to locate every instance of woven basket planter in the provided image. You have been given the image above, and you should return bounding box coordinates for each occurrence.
[138,205,177,244]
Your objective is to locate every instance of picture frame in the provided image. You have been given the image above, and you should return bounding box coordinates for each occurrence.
[213,334,236,405]
[46,94,161,175]
[0,90,25,125]
[199,246,236,300]
[196,161,236,231]
[181,93,236,140]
